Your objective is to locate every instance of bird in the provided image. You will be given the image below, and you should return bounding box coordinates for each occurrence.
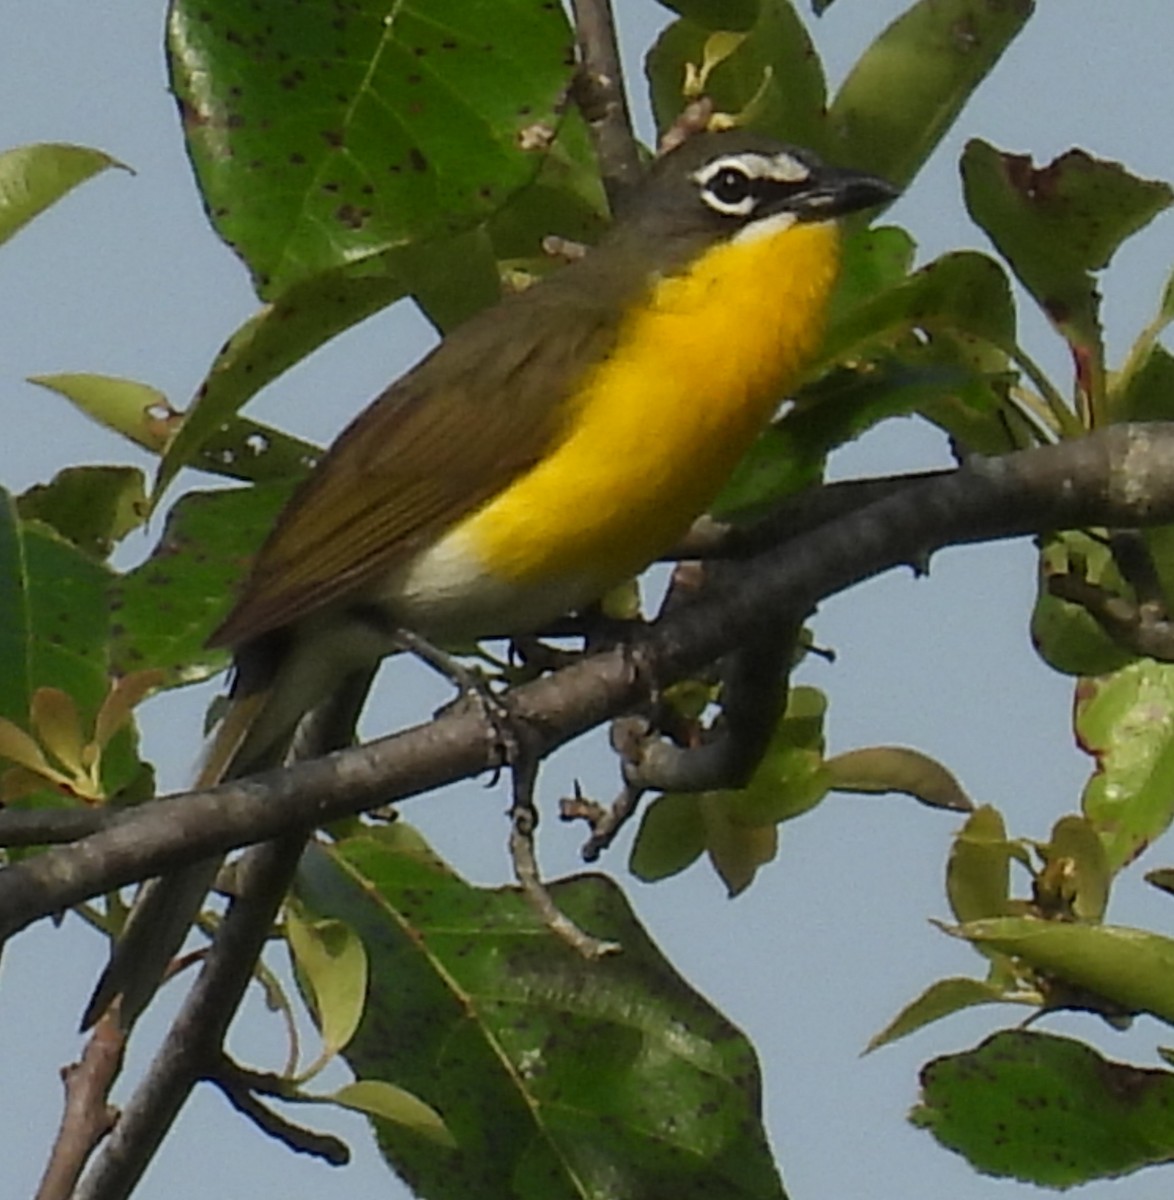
[84,128,896,1029]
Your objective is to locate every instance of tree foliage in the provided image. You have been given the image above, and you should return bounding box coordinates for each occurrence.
[5,1,1174,1197]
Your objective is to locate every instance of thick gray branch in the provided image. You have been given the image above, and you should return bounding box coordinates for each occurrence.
[3,425,1174,936]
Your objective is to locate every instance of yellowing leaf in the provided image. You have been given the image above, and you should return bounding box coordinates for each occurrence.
[1,764,62,803]
[93,669,166,750]
[1038,815,1110,921]
[867,975,1036,1054]
[30,687,85,775]
[686,32,749,97]
[0,717,56,776]
[825,744,972,812]
[329,1079,456,1148]
[702,795,777,897]
[0,143,128,246]
[285,904,368,1076]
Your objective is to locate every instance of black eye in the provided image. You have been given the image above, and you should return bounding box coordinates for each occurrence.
[708,167,753,208]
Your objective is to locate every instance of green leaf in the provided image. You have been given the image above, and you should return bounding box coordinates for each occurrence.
[1110,268,1174,419]
[182,416,320,486]
[296,835,785,1200]
[167,0,576,295]
[867,976,1027,1053]
[0,717,61,780]
[818,250,1017,366]
[394,228,502,334]
[1114,343,1174,423]
[483,108,608,265]
[0,493,147,805]
[826,225,916,324]
[0,491,112,730]
[152,258,406,498]
[713,338,1009,519]
[1159,264,1174,326]
[18,467,147,560]
[825,745,972,812]
[953,917,1174,1025]
[631,687,828,895]
[646,0,827,152]
[1031,531,1137,677]
[946,806,1015,926]
[1040,815,1110,921]
[710,420,827,519]
[1076,659,1174,871]
[285,904,368,1073]
[629,792,707,883]
[699,796,778,897]
[30,372,321,496]
[914,1030,1174,1187]
[28,374,176,454]
[0,143,128,247]
[328,1080,455,1147]
[828,0,1034,186]
[961,140,1173,407]
[111,484,295,683]
[1143,523,1174,628]
[795,250,1022,460]
[722,685,828,825]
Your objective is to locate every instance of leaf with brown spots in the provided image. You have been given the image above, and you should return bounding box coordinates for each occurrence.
[167,0,576,296]
[962,140,1172,418]
[296,829,786,1200]
[914,1030,1174,1187]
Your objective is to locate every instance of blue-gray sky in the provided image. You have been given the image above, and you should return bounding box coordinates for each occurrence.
[3,3,1174,1198]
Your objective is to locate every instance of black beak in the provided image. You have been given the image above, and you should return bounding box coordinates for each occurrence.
[800,165,899,220]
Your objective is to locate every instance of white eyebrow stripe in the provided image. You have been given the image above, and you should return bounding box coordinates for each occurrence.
[692,151,812,187]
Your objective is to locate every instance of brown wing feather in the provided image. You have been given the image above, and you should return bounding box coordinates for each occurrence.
[210,281,624,648]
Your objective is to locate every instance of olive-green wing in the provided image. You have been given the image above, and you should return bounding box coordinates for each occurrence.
[210,287,621,648]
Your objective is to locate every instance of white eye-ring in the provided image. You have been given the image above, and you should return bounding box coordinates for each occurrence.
[702,165,755,215]
[693,150,812,217]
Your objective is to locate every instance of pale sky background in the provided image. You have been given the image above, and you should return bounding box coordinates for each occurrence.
[3,3,1174,1198]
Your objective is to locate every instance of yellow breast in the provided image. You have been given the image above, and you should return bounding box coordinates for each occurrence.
[399,218,842,634]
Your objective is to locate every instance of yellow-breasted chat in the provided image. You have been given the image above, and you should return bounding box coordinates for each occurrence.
[85,128,895,1028]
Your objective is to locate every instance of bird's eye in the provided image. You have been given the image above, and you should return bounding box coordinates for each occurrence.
[706,166,753,209]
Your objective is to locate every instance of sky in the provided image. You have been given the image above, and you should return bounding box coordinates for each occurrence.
[3,2,1174,1198]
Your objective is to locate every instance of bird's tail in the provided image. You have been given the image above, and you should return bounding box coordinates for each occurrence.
[79,689,273,1031]
[80,663,375,1031]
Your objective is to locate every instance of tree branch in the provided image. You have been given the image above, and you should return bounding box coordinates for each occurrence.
[34,1013,123,1200]
[568,0,643,210]
[5,425,1174,937]
[74,834,306,1200]
[0,807,115,847]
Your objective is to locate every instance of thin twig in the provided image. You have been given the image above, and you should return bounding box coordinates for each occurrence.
[622,607,802,794]
[1108,529,1169,610]
[509,729,619,957]
[74,834,308,1200]
[1048,571,1174,661]
[562,776,645,863]
[35,1011,124,1200]
[212,1057,349,1166]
